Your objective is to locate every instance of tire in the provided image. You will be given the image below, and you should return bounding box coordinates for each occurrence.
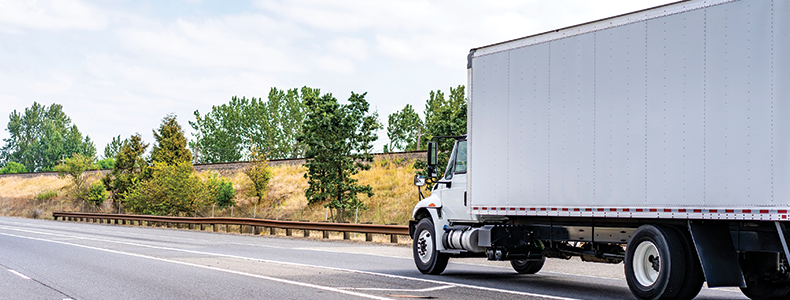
[625,225,687,300]
[740,279,790,300]
[668,226,705,300]
[511,256,546,274]
[413,218,449,275]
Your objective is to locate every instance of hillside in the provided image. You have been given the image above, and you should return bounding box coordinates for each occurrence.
[0,156,426,225]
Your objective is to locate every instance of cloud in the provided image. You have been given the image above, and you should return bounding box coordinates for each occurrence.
[0,0,107,32]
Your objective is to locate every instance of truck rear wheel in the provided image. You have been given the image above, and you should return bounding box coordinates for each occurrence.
[511,257,545,274]
[413,218,449,275]
[625,225,687,300]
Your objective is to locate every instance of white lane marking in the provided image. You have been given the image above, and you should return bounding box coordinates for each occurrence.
[0,227,581,300]
[8,269,31,280]
[340,285,454,292]
[0,232,390,300]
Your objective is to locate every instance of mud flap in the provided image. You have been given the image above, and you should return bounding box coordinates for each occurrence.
[688,220,746,287]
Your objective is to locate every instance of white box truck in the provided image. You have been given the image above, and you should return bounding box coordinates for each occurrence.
[409,0,790,299]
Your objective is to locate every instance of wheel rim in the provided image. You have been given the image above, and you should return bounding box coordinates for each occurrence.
[417,230,433,264]
[633,241,660,286]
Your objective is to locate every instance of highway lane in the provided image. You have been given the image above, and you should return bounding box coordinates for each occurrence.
[0,217,747,300]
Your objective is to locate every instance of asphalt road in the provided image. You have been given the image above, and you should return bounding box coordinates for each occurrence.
[0,217,747,300]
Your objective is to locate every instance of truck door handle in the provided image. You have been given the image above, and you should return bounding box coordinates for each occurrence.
[464,191,467,206]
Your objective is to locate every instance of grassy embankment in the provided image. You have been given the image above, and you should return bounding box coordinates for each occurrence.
[0,157,424,227]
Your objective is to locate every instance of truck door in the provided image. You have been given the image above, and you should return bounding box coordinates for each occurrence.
[436,140,471,221]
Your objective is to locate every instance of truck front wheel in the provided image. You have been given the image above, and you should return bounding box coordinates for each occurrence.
[413,218,449,274]
[625,225,687,300]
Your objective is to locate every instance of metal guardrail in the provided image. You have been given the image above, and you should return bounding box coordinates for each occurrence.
[52,212,409,243]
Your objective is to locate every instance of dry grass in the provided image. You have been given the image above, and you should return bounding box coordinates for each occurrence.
[1,158,422,225]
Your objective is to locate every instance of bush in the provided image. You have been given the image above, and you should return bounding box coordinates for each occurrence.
[86,181,108,207]
[0,162,27,174]
[122,161,209,216]
[94,158,115,170]
[35,190,58,201]
[207,175,235,209]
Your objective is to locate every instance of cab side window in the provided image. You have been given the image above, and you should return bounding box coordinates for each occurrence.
[454,141,467,174]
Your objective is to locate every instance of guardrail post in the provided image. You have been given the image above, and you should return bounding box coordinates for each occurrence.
[322,231,329,239]
[200,224,205,231]
[253,226,259,235]
[286,229,292,236]
[365,233,373,242]
[343,232,350,240]
[213,224,217,232]
[239,225,243,234]
[189,223,195,230]
[270,227,276,235]
[390,234,398,243]
[225,224,230,233]
[304,230,310,237]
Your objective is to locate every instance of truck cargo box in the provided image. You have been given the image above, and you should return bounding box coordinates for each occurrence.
[467,0,790,221]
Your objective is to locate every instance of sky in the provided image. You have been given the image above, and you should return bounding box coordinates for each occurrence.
[0,0,677,157]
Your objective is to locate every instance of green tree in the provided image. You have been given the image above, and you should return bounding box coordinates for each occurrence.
[1,102,96,172]
[298,91,380,223]
[86,181,108,207]
[207,174,236,209]
[189,97,248,163]
[94,158,115,169]
[0,161,27,174]
[103,135,124,160]
[414,85,467,187]
[102,134,149,208]
[54,153,95,199]
[151,114,191,165]
[244,148,273,206]
[386,104,423,152]
[122,161,209,216]
[189,87,315,163]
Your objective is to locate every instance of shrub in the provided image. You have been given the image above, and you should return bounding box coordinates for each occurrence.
[207,175,235,209]
[35,190,58,201]
[86,181,108,207]
[94,158,115,170]
[122,161,209,216]
[0,162,27,174]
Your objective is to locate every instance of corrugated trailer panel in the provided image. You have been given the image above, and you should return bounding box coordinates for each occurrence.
[548,34,595,206]
[470,51,509,206]
[644,10,706,207]
[705,0,773,207]
[593,22,648,206]
[506,44,551,206]
[469,0,788,215]
[776,1,790,206]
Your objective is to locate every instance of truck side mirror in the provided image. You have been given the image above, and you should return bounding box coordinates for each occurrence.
[427,141,438,166]
[414,174,426,186]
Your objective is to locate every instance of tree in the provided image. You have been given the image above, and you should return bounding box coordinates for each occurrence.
[86,181,108,207]
[102,133,149,207]
[0,162,27,174]
[54,153,95,199]
[386,104,423,152]
[94,158,115,169]
[1,102,96,172]
[103,135,124,160]
[298,91,380,222]
[207,175,236,209]
[414,85,467,187]
[151,114,191,165]
[189,87,315,163]
[243,148,273,206]
[122,161,209,216]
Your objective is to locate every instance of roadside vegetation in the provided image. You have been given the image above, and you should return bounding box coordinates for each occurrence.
[0,85,463,225]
